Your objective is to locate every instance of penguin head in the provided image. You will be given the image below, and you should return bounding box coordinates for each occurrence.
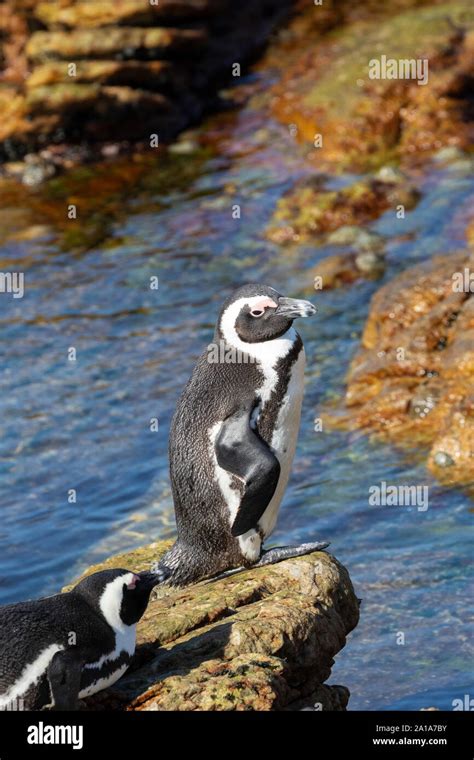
[73,568,168,628]
[218,284,316,345]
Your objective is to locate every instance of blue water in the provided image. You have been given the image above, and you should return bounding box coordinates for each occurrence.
[0,76,472,710]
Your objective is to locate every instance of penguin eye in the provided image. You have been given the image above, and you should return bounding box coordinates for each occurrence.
[250,308,264,318]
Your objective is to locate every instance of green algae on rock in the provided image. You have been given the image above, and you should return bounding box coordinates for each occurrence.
[65,540,359,711]
[269,2,474,173]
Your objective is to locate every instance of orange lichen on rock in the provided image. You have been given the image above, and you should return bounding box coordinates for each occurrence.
[268,3,474,172]
[335,250,474,490]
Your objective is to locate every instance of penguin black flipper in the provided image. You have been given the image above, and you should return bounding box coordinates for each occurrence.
[47,648,84,711]
[216,407,280,537]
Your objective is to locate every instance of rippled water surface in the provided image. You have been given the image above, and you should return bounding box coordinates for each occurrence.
[1,75,472,710]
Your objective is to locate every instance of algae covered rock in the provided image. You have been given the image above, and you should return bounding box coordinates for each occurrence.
[66,540,359,711]
[260,1,473,255]
[268,2,474,172]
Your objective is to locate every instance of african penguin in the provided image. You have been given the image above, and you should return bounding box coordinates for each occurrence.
[153,284,328,585]
[0,567,168,711]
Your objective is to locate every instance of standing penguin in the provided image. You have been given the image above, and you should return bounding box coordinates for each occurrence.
[0,567,167,710]
[154,284,327,585]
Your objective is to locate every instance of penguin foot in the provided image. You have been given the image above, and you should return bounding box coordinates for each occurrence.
[202,541,330,584]
[254,541,330,567]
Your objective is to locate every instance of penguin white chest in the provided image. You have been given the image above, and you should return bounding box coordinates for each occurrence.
[257,348,306,539]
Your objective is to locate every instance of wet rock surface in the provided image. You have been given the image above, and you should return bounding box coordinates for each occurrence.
[328,250,474,491]
[64,541,359,711]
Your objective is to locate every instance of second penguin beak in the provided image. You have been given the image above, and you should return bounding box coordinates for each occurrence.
[275,297,317,318]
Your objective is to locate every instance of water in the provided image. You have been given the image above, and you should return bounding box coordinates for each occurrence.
[0,75,472,711]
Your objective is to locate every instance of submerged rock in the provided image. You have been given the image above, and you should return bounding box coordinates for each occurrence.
[311,250,385,290]
[266,176,418,244]
[330,248,474,491]
[65,540,359,711]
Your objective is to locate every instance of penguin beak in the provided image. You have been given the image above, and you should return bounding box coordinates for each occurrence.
[137,569,170,590]
[275,297,317,318]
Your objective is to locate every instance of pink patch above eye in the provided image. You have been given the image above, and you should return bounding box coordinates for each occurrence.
[127,574,140,590]
[251,297,277,311]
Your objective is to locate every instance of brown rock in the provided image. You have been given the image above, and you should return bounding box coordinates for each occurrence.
[332,250,474,490]
[0,0,293,159]
[26,60,183,91]
[26,27,207,63]
[266,176,417,243]
[266,2,474,173]
[66,540,359,711]
[35,0,223,29]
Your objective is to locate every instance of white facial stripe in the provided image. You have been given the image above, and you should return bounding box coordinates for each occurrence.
[0,644,64,707]
[87,573,137,672]
[99,573,135,633]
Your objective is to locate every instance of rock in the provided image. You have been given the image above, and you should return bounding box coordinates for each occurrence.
[312,254,362,290]
[432,146,467,164]
[375,166,406,184]
[330,248,474,491]
[26,27,207,63]
[21,156,56,186]
[433,451,455,468]
[0,0,293,162]
[266,176,417,243]
[311,250,384,290]
[267,2,474,173]
[35,0,223,29]
[26,60,182,91]
[168,137,200,155]
[354,250,384,275]
[327,226,384,251]
[64,540,359,711]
